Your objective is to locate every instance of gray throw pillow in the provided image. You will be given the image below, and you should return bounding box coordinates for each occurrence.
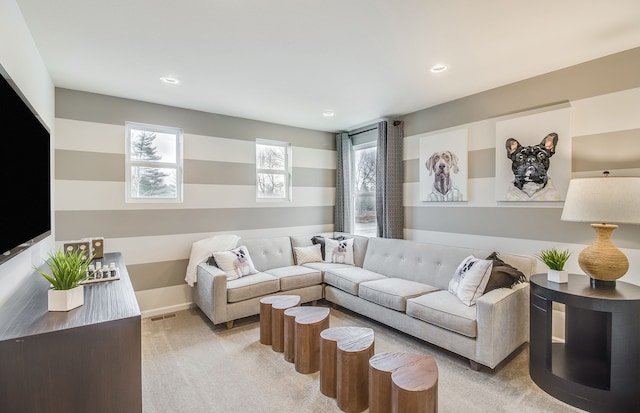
[484,251,527,293]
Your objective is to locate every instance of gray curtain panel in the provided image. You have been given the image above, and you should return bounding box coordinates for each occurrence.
[376,121,404,239]
[335,133,353,233]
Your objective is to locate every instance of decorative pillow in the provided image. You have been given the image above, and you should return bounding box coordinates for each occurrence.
[448,255,494,306]
[483,252,527,294]
[323,237,355,265]
[211,245,258,280]
[311,235,346,260]
[293,244,323,265]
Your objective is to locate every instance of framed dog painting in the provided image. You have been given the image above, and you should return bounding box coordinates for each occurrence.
[495,107,571,201]
[419,129,468,202]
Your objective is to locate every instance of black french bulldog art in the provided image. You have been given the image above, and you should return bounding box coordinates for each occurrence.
[505,133,561,201]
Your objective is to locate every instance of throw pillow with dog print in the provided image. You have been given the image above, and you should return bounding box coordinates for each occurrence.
[448,255,494,306]
[323,237,355,265]
[212,245,259,280]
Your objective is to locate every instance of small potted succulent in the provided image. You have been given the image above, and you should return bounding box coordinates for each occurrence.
[34,249,94,311]
[535,247,571,283]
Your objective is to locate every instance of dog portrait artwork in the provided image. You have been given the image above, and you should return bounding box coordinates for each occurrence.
[505,132,561,201]
[232,247,252,277]
[331,240,348,264]
[425,150,463,202]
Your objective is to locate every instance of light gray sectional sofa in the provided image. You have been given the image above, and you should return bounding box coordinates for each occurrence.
[193,232,536,370]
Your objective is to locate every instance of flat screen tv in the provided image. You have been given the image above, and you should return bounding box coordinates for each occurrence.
[0,64,51,265]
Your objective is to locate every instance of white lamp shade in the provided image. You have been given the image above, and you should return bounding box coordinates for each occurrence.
[561,176,640,225]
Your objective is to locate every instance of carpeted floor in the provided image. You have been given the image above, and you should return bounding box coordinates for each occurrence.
[141,302,584,413]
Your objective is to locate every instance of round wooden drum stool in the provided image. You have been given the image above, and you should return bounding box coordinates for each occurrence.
[369,352,438,413]
[283,306,330,373]
[259,295,300,352]
[320,326,374,413]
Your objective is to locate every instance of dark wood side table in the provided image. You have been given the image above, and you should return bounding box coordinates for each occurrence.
[529,273,640,413]
[0,252,142,413]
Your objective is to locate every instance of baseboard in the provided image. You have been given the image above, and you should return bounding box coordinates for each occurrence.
[141,302,195,319]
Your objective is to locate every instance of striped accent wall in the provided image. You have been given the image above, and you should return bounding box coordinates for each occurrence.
[400,48,640,286]
[54,90,336,316]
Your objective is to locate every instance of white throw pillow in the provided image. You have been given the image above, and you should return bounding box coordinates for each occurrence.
[323,237,355,265]
[448,255,494,306]
[212,246,258,280]
[294,244,323,265]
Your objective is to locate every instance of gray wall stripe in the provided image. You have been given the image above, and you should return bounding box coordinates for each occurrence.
[128,259,188,291]
[56,150,335,186]
[186,159,255,185]
[404,148,497,183]
[56,150,124,181]
[293,167,336,187]
[404,206,640,249]
[468,148,496,179]
[573,129,640,172]
[55,206,333,240]
[55,88,336,150]
[401,47,640,137]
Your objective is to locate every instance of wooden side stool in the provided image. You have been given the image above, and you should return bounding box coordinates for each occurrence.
[369,352,438,413]
[320,326,375,413]
[283,306,330,374]
[259,295,300,352]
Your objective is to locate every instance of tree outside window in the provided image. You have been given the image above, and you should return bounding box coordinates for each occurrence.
[125,122,183,203]
[353,144,377,236]
[256,139,291,200]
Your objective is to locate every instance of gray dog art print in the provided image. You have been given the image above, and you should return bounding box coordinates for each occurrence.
[419,129,468,202]
[495,108,571,201]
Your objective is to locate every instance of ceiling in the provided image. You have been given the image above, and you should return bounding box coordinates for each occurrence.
[16,0,640,132]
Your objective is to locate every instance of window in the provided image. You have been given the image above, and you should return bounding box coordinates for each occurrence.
[125,122,183,203]
[353,142,377,236]
[256,139,292,201]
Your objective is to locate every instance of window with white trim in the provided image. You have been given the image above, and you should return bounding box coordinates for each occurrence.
[256,139,292,201]
[352,142,377,236]
[125,121,183,203]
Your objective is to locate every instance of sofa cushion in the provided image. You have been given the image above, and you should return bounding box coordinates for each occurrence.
[212,245,259,280]
[324,267,387,295]
[448,255,493,306]
[324,237,355,265]
[226,272,280,303]
[293,244,323,265]
[406,291,478,338]
[358,278,439,312]
[265,266,322,291]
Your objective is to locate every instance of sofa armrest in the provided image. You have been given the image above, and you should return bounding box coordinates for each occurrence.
[474,282,530,369]
[193,263,229,325]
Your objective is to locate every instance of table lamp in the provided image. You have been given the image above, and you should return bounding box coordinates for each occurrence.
[560,172,640,287]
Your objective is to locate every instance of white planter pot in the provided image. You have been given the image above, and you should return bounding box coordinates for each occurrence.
[48,285,84,311]
[547,269,569,284]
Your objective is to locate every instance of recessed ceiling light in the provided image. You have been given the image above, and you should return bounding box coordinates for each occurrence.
[430,64,448,73]
[160,76,180,84]
[322,111,335,117]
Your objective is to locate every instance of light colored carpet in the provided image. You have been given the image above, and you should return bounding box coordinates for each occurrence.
[141,302,584,413]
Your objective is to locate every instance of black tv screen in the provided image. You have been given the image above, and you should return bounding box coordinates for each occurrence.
[0,64,51,265]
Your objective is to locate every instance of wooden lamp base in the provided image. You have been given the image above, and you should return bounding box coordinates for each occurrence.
[578,224,629,287]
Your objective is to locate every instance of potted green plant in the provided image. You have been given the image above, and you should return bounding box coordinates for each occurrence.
[535,247,571,283]
[34,249,94,311]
